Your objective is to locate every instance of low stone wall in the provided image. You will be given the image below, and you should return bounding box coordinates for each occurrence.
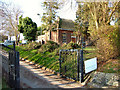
[87,71,119,88]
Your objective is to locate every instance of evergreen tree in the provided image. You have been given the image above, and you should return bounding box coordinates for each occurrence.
[75,3,90,45]
[18,16,37,41]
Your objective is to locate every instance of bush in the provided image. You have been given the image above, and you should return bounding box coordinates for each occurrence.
[25,41,41,50]
[67,41,80,49]
[54,42,80,55]
[97,26,120,62]
[38,41,59,53]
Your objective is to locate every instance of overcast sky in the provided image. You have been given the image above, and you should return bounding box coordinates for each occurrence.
[1,0,77,26]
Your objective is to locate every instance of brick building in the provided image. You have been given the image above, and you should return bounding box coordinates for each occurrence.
[38,18,76,45]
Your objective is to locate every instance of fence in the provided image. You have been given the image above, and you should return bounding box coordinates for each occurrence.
[59,49,84,83]
[1,42,20,88]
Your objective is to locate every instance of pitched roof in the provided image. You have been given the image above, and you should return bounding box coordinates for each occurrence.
[58,18,75,30]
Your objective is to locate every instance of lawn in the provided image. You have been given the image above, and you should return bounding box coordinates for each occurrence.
[83,46,97,60]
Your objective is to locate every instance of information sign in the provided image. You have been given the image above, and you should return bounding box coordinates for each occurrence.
[84,57,97,73]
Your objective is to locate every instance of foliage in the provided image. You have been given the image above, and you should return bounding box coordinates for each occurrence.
[75,3,90,45]
[24,41,41,50]
[75,2,119,40]
[37,26,42,36]
[14,46,59,72]
[98,59,120,73]
[97,26,120,62]
[76,2,119,63]
[66,41,81,49]
[60,51,78,80]
[18,16,37,41]
[19,40,22,44]
[54,42,80,55]
[38,41,59,53]
[2,41,119,76]
[41,0,61,31]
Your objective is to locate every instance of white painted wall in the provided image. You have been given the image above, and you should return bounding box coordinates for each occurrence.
[8,33,25,41]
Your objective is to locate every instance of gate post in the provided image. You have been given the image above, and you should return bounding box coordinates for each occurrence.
[77,50,80,81]
[59,50,62,76]
[13,41,15,51]
[15,51,20,88]
[8,51,14,88]
[80,49,84,83]
[8,51,20,89]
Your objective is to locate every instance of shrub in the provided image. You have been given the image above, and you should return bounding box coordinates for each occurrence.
[38,41,59,53]
[19,40,22,44]
[25,41,41,50]
[54,42,80,55]
[97,25,120,62]
[67,41,80,49]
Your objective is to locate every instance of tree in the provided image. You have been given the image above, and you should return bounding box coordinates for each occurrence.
[18,16,37,41]
[0,1,23,44]
[75,3,90,45]
[76,1,120,61]
[76,1,119,39]
[37,26,42,36]
[41,0,61,31]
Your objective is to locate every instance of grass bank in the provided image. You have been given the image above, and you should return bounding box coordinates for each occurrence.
[3,45,60,72]
[2,44,119,74]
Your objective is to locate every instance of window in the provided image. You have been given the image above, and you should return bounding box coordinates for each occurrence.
[62,33,67,43]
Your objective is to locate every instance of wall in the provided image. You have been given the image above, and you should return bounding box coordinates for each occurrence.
[37,29,76,45]
[45,31,50,42]
[51,31,57,43]
[38,35,46,43]
[58,30,73,45]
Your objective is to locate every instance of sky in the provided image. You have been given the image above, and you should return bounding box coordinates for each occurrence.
[1,0,78,26]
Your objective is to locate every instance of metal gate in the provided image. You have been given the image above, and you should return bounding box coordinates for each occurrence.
[59,49,84,83]
[1,42,20,88]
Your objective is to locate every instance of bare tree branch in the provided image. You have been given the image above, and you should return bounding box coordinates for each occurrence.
[0,1,23,44]
[107,2,119,24]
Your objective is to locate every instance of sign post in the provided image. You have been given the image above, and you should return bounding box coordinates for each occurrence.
[80,50,84,83]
